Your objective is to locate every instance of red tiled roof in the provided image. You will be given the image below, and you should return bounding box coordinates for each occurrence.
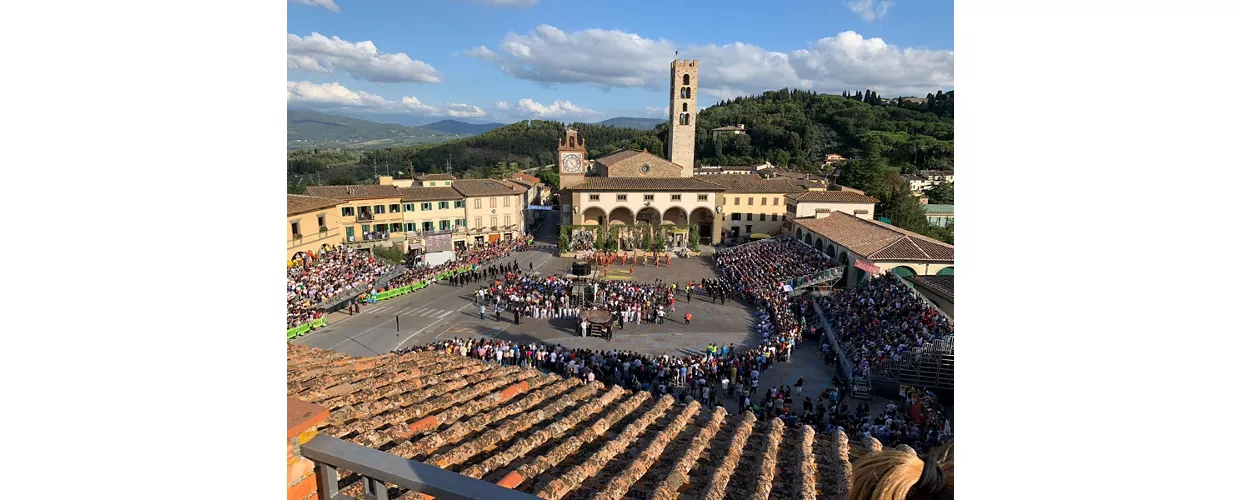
[592,149,645,166]
[450,179,520,197]
[906,275,954,301]
[495,179,530,193]
[788,190,879,203]
[696,175,806,194]
[566,177,728,191]
[287,194,342,216]
[304,185,403,201]
[796,211,953,262]
[398,187,464,202]
[512,173,541,185]
[286,344,873,500]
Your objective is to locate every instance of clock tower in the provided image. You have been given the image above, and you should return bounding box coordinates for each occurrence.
[558,127,586,190]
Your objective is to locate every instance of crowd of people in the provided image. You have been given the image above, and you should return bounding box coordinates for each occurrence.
[716,236,834,349]
[817,273,954,377]
[287,245,392,328]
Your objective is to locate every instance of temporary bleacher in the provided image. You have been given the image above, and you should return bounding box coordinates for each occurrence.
[869,336,954,392]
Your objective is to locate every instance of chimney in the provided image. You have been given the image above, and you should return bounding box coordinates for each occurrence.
[288,398,329,500]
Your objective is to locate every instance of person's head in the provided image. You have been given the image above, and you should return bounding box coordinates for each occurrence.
[848,441,953,500]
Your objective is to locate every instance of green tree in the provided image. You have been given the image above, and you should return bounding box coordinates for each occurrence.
[925,181,954,204]
[536,167,559,192]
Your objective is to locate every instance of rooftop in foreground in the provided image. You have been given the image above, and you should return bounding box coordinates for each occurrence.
[288,344,893,500]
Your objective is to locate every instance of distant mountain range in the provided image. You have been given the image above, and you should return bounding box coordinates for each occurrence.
[288,110,664,150]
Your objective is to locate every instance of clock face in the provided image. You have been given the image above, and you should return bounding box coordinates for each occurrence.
[562,153,583,174]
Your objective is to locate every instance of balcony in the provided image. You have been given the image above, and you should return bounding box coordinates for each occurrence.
[288,228,342,249]
[355,213,375,223]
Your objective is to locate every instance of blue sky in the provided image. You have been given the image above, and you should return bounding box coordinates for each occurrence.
[287,0,954,125]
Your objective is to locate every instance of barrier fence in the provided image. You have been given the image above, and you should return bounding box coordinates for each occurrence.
[287,264,479,339]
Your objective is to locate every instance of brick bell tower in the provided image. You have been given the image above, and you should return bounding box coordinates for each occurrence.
[667,59,698,176]
[558,127,586,190]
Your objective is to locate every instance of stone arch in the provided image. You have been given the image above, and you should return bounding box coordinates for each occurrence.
[826,244,836,259]
[608,206,635,226]
[663,206,688,225]
[892,266,918,278]
[682,74,690,85]
[682,103,688,112]
[795,228,803,240]
[838,251,850,284]
[814,238,824,251]
[803,232,813,245]
[582,207,606,226]
[937,267,954,276]
[636,206,661,226]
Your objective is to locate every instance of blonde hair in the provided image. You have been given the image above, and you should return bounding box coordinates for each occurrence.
[848,441,953,500]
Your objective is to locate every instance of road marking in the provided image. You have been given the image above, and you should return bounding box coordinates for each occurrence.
[324,316,397,350]
[411,307,429,315]
[435,310,455,319]
[398,306,420,315]
[418,309,439,317]
[392,303,475,350]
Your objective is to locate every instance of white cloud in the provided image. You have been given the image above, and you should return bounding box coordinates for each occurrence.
[846,0,893,22]
[643,106,668,118]
[287,81,485,117]
[289,0,340,13]
[466,0,539,7]
[495,101,510,110]
[513,98,601,118]
[466,25,951,98]
[288,33,442,83]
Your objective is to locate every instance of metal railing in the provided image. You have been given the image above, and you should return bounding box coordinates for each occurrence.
[301,435,540,500]
[289,229,342,249]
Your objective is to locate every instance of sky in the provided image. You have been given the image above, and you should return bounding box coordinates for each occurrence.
[287,0,954,126]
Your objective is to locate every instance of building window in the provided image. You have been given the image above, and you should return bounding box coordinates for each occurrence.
[761,198,767,206]
[731,213,741,221]
[475,217,482,228]
[490,198,497,208]
[421,202,432,211]
[747,197,754,205]
[454,200,465,208]
[374,205,386,214]
[721,197,727,206]
[316,214,325,228]
[455,218,466,228]
[683,74,690,85]
[745,225,752,233]
[503,197,511,207]
[474,199,482,209]
[644,194,654,201]
[782,214,787,221]
[389,204,400,212]
[422,221,434,231]
[589,194,600,201]
[403,203,415,212]
[291,221,301,237]
[374,224,387,232]
[697,194,708,201]
[490,216,498,228]
[439,220,450,231]
[617,194,628,201]
[671,194,682,201]
[746,213,753,221]
[439,201,449,209]
[734,197,740,205]
[390,224,402,233]
[504,215,511,226]
[405,223,415,232]
[341,207,355,217]
[759,214,766,221]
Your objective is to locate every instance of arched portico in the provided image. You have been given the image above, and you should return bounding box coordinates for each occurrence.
[636,207,661,226]
[663,206,688,225]
[609,206,635,225]
[582,207,606,226]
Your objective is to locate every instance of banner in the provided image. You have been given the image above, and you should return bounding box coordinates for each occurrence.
[286,317,329,339]
[854,259,882,275]
[529,205,554,211]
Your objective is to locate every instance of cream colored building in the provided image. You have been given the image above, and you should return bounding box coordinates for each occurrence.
[453,179,525,245]
[709,124,746,141]
[790,211,954,288]
[287,194,344,260]
[398,186,468,252]
[702,175,803,240]
[785,189,878,220]
[303,185,404,249]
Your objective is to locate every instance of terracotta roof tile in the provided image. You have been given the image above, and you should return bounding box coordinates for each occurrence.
[285,344,860,500]
[512,173,541,184]
[495,179,529,193]
[566,177,728,191]
[450,179,520,197]
[398,187,464,202]
[304,185,403,201]
[789,190,879,203]
[697,175,806,194]
[592,149,644,166]
[287,194,342,216]
[416,173,457,181]
[796,211,953,262]
[906,275,954,301]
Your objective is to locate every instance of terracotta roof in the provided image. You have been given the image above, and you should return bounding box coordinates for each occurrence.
[592,149,645,167]
[512,173,541,185]
[696,175,806,194]
[495,179,530,193]
[450,179,520,197]
[769,169,825,181]
[906,275,954,302]
[796,211,953,262]
[566,177,728,192]
[788,190,879,203]
[304,185,403,201]
[287,194,342,216]
[417,173,457,181]
[287,344,878,500]
[399,187,464,202]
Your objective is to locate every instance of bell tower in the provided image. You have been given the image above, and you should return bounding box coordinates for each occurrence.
[558,127,586,190]
[667,59,698,176]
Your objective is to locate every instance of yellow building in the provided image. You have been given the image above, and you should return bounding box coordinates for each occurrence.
[286,194,344,260]
[452,179,526,245]
[398,186,468,253]
[303,185,404,250]
[791,211,954,287]
[699,174,803,240]
[416,173,456,187]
